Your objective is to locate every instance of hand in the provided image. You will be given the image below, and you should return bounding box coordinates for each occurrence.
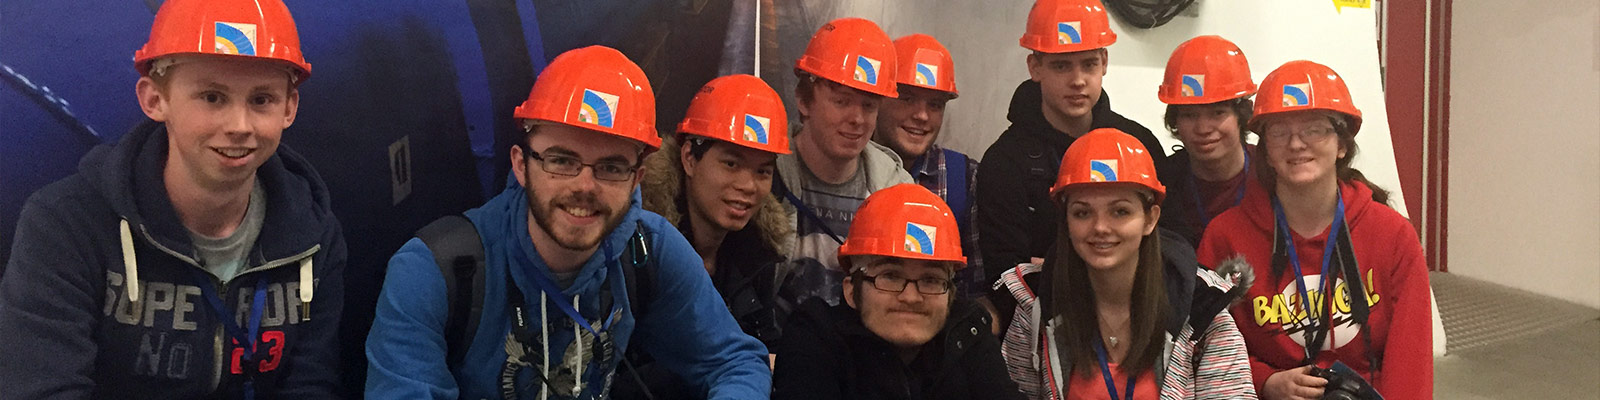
[1029,257,1045,265]
[1263,366,1328,400]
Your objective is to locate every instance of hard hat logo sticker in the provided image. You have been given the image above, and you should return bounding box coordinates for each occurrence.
[1282,83,1311,107]
[214,22,258,56]
[914,63,938,87]
[743,114,771,145]
[1089,159,1119,182]
[854,55,881,85]
[1181,75,1205,97]
[904,222,937,255]
[1057,22,1083,45]
[579,89,620,128]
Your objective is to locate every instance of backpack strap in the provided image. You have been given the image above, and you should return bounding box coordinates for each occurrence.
[621,221,656,317]
[415,215,487,368]
[942,148,971,236]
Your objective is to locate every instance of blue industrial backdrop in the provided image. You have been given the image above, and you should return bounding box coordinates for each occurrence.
[1,0,748,395]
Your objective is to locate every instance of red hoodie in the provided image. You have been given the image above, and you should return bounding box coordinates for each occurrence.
[1197,180,1432,399]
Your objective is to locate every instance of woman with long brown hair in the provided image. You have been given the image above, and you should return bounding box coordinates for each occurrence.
[997,128,1255,399]
[1197,61,1432,400]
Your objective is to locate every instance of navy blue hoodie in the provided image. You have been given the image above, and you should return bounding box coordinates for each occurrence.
[0,120,347,398]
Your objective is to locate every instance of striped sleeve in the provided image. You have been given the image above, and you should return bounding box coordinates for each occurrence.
[1192,311,1257,399]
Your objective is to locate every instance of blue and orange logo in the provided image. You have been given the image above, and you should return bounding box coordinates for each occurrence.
[1181,74,1205,97]
[1089,159,1119,182]
[213,22,258,56]
[913,63,938,87]
[854,55,881,85]
[904,222,937,255]
[1057,22,1082,45]
[578,89,619,128]
[742,114,770,145]
[1282,83,1311,107]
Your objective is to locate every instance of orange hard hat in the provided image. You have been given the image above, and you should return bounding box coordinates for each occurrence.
[1020,0,1118,54]
[514,46,661,150]
[838,183,966,269]
[1051,128,1166,204]
[1250,60,1363,135]
[795,17,899,98]
[891,34,958,97]
[1158,35,1256,105]
[134,0,311,83]
[677,74,791,154]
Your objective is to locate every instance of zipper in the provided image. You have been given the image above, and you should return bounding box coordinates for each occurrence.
[132,223,318,395]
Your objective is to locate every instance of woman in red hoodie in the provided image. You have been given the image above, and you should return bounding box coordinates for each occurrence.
[1196,60,1432,400]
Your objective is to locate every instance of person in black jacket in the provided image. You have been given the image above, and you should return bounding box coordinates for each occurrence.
[1152,35,1260,248]
[773,184,1024,400]
[978,0,1170,330]
[0,0,346,397]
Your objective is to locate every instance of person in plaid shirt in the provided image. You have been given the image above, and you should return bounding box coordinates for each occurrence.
[871,33,984,302]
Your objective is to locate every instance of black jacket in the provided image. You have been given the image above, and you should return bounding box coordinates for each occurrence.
[976,80,1169,294]
[772,298,1024,400]
[0,120,347,398]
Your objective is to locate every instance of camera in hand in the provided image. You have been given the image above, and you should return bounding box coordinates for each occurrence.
[1309,361,1384,400]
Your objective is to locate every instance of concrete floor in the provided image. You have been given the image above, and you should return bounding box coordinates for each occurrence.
[1434,319,1600,399]
[1432,272,1600,399]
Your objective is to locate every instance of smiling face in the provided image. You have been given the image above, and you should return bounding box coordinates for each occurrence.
[797,80,883,162]
[874,85,950,162]
[1028,49,1106,125]
[682,140,778,233]
[1062,185,1160,272]
[137,57,298,190]
[512,123,644,252]
[1257,111,1347,190]
[1171,102,1245,165]
[843,257,954,349]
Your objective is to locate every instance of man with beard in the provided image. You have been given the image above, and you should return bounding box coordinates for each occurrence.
[364,46,771,400]
[976,0,1169,332]
[870,33,984,302]
[772,184,1021,400]
[778,17,915,308]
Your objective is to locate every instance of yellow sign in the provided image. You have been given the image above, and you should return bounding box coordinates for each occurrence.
[1334,0,1371,13]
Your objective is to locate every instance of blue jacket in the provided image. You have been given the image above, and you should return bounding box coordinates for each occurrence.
[0,120,347,398]
[365,181,772,399]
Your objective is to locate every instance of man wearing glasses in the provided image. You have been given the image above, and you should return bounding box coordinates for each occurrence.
[365,46,770,400]
[770,184,1022,400]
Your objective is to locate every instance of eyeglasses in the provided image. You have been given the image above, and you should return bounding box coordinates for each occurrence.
[522,147,639,182]
[853,271,953,295]
[1262,125,1338,147]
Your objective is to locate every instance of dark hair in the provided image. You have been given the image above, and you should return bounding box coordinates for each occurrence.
[1050,194,1169,378]
[1162,97,1254,142]
[1253,113,1392,205]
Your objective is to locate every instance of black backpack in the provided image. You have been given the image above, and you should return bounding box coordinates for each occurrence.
[414,215,658,368]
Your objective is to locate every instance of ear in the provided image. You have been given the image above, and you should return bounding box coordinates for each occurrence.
[1143,204,1161,236]
[680,141,697,178]
[136,77,169,122]
[795,94,812,120]
[1337,141,1349,159]
[1026,53,1043,82]
[282,87,300,127]
[1098,49,1110,76]
[510,145,530,188]
[842,274,859,310]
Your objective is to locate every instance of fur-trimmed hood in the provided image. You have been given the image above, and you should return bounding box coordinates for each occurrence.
[640,135,794,256]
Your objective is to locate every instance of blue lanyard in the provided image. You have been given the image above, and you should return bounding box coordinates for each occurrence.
[1188,149,1250,228]
[781,190,844,245]
[1271,189,1346,359]
[513,246,619,337]
[1092,338,1136,400]
[190,270,267,400]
